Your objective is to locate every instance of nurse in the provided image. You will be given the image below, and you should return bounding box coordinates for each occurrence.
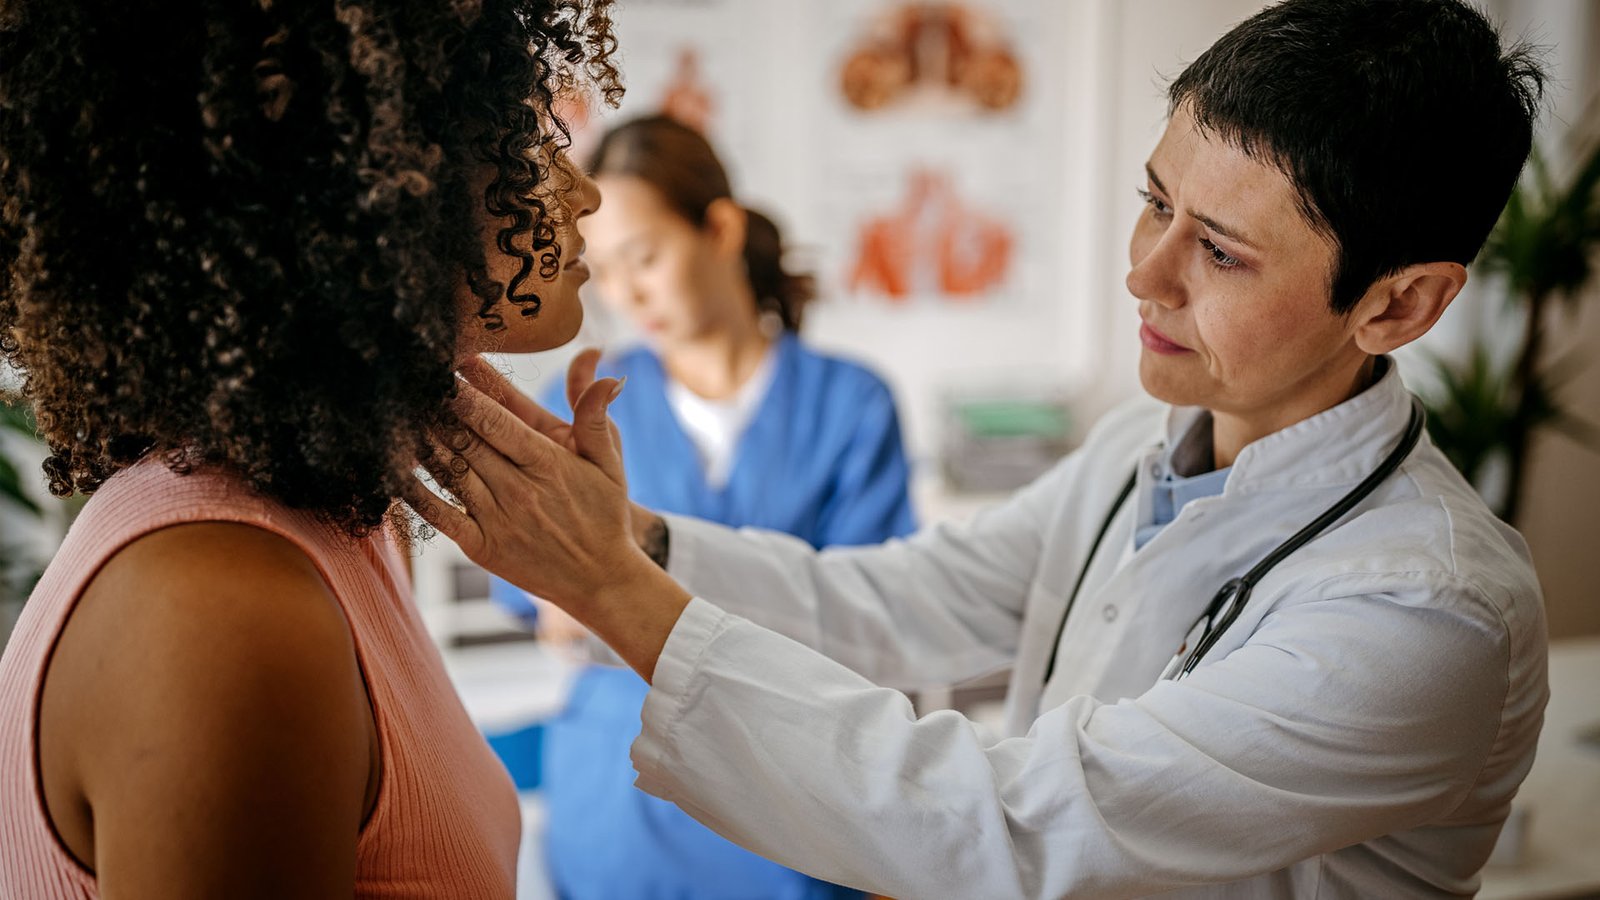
[497,116,915,900]
[417,1,1550,896]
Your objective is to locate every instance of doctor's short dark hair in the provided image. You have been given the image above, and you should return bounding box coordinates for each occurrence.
[1169,0,1547,315]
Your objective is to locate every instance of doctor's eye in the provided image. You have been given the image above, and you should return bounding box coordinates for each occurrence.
[1136,187,1173,218]
[1199,237,1242,270]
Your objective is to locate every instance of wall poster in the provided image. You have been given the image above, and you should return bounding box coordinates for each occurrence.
[812,1,1067,312]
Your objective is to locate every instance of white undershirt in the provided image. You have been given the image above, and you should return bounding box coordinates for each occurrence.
[664,346,778,489]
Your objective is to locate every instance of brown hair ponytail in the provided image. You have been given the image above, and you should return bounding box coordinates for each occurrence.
[588,115,815,331]
[740,208,815,332]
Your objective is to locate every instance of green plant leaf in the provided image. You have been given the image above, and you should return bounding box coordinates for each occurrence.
[1419,347,1518,487]
[0,452,41,516]
[0,398,36,437]
[1478,139,1600,308]
[0,397,44,515]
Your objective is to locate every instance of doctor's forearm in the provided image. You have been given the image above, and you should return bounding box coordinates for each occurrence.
[572,552,692,683]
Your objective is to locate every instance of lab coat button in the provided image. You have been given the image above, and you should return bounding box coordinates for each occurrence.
[1102,604,1118,622]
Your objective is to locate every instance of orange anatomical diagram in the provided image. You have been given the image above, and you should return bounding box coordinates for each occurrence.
[555,44,715,163]
[847,168,1015,302]
[552,87,602,166]
[659,47,715,134]
[839,2,1024,113]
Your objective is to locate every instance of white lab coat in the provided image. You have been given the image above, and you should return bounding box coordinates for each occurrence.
[629,361,1547,899]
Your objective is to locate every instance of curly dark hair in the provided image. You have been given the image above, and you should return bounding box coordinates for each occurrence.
[0,0,621,533]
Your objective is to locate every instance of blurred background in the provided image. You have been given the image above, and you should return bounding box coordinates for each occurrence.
[3,1,1599,897]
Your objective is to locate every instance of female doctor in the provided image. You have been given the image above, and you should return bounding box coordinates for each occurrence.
[413,1,1550,896]
[498,115,914,900]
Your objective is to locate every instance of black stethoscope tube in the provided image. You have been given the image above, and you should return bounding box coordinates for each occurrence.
[1041,396,1426,686]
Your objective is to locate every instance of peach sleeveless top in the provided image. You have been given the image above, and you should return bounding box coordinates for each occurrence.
[0,459,520,898]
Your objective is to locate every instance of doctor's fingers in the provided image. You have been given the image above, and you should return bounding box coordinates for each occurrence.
[568,376,627,486]
[457,355,574,443]
[402,473,486,558]
[451,378,565,471]
[417,431,568,572]
[419,433,498,518]
[565,347,603,414]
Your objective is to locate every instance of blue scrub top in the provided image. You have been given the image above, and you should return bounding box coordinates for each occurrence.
[499,333,916,900]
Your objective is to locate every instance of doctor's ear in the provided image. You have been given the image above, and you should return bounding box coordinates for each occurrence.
[701,198,749,261]
[1350,261,1468,355]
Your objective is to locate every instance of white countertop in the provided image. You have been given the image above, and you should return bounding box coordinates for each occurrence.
[1480,636,1600,900]
[442,641,578,735]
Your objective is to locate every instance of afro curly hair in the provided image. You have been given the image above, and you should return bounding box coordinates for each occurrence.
[0,0,621,534]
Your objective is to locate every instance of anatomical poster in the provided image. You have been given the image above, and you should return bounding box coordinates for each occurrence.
[556,0,749,173]
[812,0,1067,309]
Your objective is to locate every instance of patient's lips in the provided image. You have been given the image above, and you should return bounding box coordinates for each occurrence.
[562,241,590,282]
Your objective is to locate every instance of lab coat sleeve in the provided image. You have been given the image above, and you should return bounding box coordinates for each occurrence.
[633,571,1513,899]
[661,448,1078,688]
[814,383,918,544]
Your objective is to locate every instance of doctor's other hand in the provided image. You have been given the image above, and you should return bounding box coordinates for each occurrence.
[456,351,670,558]
[407,367,691,679]
[533,596,596,661]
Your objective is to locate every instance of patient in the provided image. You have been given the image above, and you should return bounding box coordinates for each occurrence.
[0,1,615,897]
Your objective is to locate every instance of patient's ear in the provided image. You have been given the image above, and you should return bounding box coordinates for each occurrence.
[1350,261,1467,355]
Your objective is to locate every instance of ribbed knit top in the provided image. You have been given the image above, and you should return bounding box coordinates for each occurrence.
[0,459,520,898]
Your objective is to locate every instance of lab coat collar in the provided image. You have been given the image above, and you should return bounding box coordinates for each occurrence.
[1159,356,1412,495]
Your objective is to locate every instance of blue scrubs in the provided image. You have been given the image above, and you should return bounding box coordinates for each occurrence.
[496,333,915,900]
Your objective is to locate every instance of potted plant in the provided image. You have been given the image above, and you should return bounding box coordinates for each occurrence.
[1,395,46,635]
[1422,142,1600,523]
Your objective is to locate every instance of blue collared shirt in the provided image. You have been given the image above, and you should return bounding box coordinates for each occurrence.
[1134,411,1230,550]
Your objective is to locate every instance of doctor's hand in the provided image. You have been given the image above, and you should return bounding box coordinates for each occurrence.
[531,596,612,664]
[452,350,604,459]
[407,364,691,681]
[458,351,670,559]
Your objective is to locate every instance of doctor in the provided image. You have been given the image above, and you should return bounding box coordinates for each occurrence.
[411,0,1550,896]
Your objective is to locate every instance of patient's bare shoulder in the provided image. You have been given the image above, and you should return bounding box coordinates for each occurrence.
[39,521,376,899]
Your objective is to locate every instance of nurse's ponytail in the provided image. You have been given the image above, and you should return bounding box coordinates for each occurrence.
[588,115,815,332]
[741,208,815,333]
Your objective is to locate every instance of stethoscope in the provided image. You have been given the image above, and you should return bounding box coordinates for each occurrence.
[1041,395,1426,685]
